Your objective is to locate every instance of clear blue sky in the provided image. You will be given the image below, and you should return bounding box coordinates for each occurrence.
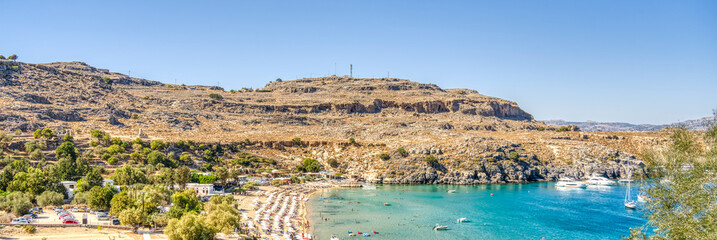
[2,0,716,124]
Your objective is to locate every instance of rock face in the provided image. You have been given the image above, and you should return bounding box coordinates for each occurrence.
[0,59,663,184]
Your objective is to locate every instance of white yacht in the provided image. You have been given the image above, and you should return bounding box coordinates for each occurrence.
[457,218,470,223]
[556,177,587,188]
[330,235,340,240]
[585,175,617,186]
[447,190,457,193]
[624,162,637,209]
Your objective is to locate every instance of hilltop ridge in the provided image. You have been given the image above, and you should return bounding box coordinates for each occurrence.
[0,59,664,184]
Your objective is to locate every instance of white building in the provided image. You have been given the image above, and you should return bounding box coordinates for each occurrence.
[185,183,215,196]
[60,181,77,199]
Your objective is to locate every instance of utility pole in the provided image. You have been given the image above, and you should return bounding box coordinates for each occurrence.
[350,64,352,78]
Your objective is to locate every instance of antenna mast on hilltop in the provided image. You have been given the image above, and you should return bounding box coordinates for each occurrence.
[350,64,353,78]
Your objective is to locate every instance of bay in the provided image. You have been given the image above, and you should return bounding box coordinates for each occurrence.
[307,183,646,240]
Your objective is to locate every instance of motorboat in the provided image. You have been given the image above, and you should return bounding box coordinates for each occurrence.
[457,218,470,223]
[556,177,587,188]
[585,175,617,186]
[384,202,391,206]
[447,190,457,193]
[330,235,340,240]
[433,224,449,231]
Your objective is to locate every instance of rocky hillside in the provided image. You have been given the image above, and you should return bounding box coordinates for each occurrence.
[0,59,668,184]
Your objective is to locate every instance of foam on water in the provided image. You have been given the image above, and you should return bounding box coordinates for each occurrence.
[308,182,646,240]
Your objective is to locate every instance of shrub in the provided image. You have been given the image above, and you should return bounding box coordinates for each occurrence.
[537,127,545,131]
[556,126,571,132]
[208,93,223,100]
[107,157,119,165]
[508,151,520,161]
[22,224,36,234]
[327,159,339,168]
[424,155,438,166]
[180,154,191,163]
[379,153,391,160]
[348,138,356,144]
[89,140,99,147]
[37,191,64,206]
[292,137,301,145]
[397,148,408,157]
[150,140,166,150]
[296,158,323,173]
[103,77,113,85]
[130,113,138,119]
[101,153,111,160]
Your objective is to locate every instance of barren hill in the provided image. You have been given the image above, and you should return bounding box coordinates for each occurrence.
[0,59,665,184]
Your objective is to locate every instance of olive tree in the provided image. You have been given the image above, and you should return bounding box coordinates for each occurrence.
[628,120,717,239]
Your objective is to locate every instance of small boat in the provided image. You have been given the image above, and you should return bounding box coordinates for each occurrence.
[331,235,340,240]
[447,190,457,193]
[433,224,449,231]
[457,218,470,223]
[556,177,587,188]
[362,184,378,190]
[384,202,391,206]
[585,175,617,186]
[637,193,648,202]
[362,233,371,237]
[348,233,356,236]
[618,178,634,183]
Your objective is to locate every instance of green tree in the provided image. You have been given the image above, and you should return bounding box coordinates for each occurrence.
[7,167,49,195]
[165,212,216,240]
[147,151,169,166]
[379,152,391,160]
[296,158,323,173]
[55,141,78,161]
[174,166,191,190]
[33,128,56,140]
[118,207,146,230]
[214,167,229,189]
[37,190,64,206]
[111,165,148,185]
[628,125,717,239]
[292,137,302,146]
[205,195,240,234]
[168,190,201,219]
[109,191,133,216]
[87,185,116,210]
[8,54,17,61]
[349,137,356,144]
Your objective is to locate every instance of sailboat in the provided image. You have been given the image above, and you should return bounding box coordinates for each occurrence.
[624,161,637,209]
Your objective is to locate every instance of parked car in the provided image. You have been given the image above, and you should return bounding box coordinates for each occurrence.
[111,217,120,225]
[71,207,79,212]
[96,212,110,221]
[29,207,43,214]
[11,218,30,224]
[58,213,73,220]
[22,214,37,219]
[62,218,78,224]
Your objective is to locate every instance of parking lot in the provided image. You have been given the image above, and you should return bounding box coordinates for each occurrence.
[30,209,117,226]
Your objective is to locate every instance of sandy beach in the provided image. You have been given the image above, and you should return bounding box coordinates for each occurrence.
[234,181,338,239]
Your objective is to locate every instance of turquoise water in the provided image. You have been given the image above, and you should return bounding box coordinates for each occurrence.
[308,183,645,240]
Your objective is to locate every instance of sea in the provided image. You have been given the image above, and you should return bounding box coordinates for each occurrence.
[307,182,646,240]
